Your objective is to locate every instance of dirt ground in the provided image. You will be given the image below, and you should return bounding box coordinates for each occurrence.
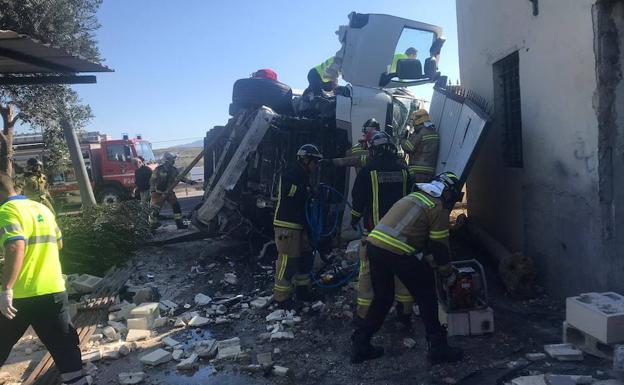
[3,221,621,385]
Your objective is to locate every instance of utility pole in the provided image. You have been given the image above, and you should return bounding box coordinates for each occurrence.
[61,117,97,207]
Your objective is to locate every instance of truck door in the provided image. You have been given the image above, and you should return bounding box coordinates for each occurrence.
[335,13,445,89]
[101,143,135,187]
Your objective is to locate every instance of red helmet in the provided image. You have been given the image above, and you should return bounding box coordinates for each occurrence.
[252,68,278,81]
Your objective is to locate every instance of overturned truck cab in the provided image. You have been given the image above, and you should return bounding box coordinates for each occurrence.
[193,12,489,242]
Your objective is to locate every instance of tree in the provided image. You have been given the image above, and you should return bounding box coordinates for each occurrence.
[0,0,103,175]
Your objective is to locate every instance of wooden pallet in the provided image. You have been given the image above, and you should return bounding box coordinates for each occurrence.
[23,267,131,385]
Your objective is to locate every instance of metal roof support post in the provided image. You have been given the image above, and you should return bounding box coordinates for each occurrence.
[61,117,96,207]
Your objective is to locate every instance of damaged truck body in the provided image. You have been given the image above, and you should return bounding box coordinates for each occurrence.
[193,12,491,241]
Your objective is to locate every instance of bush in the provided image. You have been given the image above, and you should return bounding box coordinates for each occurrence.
[57,201,151,275]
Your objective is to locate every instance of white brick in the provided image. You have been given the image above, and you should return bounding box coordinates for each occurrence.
[127,317,152,330]
[73,274,102,293]
[216,337,241,360]
[81,350,101,363]
[176,353,198,370]
[130,303,160,319]
[544,343,584,361]
[566,292,624,344]
[272,366,289,377]
[139,348,172,366]
[188,315,210,327]
[125,329,151,342]
[162,336,182,349]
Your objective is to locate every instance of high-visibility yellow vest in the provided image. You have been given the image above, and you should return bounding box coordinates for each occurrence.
[391,53,408,73]
[0,195,64,298]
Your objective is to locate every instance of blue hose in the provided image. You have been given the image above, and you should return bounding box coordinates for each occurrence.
[305,184,361,289]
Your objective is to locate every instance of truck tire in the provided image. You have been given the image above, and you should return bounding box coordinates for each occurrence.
[97,185,124,204]
[232,78,293,115]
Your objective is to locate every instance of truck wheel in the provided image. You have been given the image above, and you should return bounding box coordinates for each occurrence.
[97,186,124,204]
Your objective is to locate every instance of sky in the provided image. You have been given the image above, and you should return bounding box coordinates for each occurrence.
[61,0,459,149]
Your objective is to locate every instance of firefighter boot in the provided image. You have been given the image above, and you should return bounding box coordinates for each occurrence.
[350,333,384,364]
[427,332,463,365]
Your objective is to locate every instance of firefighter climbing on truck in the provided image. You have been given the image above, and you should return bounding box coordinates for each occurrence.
[272,144,323,309]
[349,131,414,328]
[351,172,463,364]
[149,152,197,230]
[400,109,440,183]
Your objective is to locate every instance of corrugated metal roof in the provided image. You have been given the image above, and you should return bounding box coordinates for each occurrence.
[0,30,112,74]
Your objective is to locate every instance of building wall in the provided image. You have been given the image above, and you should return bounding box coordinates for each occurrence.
[457,0,609,296]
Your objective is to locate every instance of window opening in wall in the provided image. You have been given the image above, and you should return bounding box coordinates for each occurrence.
[494,51,523,168]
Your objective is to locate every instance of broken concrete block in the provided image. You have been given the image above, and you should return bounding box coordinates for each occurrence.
[73,274,103,294]
[173,318,186,328]
[544,343,584,361]
[216,337,241,360]
[525,352,547,361]
[152,317,167,329]
[311,301,325,311]
[110,303,137,321]
[101,345,120,360]
[125,329,151,342]
[126,317,152,330]
[82,350,102,363]
[566,292,624,344]
[188,315,210,327]
[172,349,184,361]
[107,321,127,334]
[223,273,238,285]
[130,302,160,320]
[272,365,289,377]
[266,310,287,322]
[250,297,270,309]
[162,336,182,349]
[403,338,417,349]
[132,287,157,305]
[194,293,212,306]
[176,353,198,370]
[256,352,272,366]
[511,375,546,385]
[270,331,294,341]
[195,339,217,358]
[118,371,145,384]
[139,348,172,366]
[102,326,118,341]
[118,344,131,356]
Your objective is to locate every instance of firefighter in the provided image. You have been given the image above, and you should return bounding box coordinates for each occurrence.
[322,118,380,171]
[304,57,338,97]
[350,132,414,327]
[149,152,196,230]
[272,144,322,308]
[400,109,440,183]
[0,172,89,385]
[351,172,464,365]
[15,158,55,215]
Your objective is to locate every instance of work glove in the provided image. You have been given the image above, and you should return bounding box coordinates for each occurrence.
[0,290,17,320]
[319,159,334,168]
[438,264,458,290]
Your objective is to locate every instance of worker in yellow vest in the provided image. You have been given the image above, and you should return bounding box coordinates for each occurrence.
[304,57,339,96]
[390,47,418,73]
[0,172,89,385]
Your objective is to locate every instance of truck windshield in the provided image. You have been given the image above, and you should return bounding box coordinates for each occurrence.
[392,96,413,136]
[136,141,156,163]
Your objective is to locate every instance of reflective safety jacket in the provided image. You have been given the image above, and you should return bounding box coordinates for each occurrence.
[15,172,52,202]
[150,163,190,193]
[0,195,64,298]
[351,154,410,232]
[367,190,451,265]
[315,57,335,82]
[400,124,439,181]
[273,164,310,230]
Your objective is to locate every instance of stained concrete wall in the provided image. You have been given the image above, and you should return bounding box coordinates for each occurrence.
[456,0,616,297]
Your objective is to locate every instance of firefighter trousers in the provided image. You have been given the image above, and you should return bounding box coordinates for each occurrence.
[273,227,312,303]
[0,292,88,385]
[410,171,435,184]
[356,240,414,319]
[149,191,182,225]
[353,244,445,344]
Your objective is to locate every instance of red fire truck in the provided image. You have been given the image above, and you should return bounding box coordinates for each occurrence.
[13,132,156,208]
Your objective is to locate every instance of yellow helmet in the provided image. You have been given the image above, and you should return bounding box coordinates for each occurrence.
[410,109,431,127]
